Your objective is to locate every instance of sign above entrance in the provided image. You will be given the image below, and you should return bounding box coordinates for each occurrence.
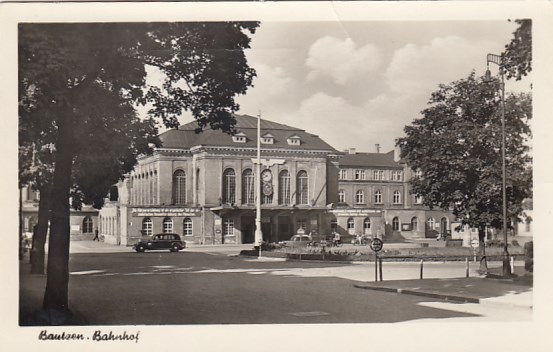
[330,209,381,217]
[132,207,201,217]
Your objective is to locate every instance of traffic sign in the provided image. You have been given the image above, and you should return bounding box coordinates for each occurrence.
[370,238,383,252]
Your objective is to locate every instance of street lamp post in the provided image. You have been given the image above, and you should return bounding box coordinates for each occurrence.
[485,53,511,277]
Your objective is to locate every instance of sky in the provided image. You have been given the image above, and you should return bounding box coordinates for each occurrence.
[199,20,532,154]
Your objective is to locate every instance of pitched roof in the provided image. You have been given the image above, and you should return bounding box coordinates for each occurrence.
[339,151,402,168]
[158,114,338,152]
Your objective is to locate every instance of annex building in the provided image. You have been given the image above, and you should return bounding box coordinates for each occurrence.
[98,114,456,246]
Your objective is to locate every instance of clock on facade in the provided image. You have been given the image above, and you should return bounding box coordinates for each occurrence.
[261,170,272,182]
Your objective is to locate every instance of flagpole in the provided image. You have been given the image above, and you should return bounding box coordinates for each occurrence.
[255,111,263,252]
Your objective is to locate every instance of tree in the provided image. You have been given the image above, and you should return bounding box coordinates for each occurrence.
[502,19,532,81]
[396,73,532,270]
[19,22,258,322]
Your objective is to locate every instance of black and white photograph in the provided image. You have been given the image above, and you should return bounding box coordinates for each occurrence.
[1,1,552,351]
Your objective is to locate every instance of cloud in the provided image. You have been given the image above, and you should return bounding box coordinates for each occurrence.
[385,36,496,95]
[292,92,401,153]
[305,36,381,85]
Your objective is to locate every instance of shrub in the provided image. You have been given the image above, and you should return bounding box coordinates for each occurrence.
[486,239,511,248]
[524,241,533,272]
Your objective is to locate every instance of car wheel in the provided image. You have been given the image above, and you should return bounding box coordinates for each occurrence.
[136,245,145,253]
[170,243,180,252]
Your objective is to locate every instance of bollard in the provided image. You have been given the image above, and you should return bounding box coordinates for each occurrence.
[419,259,424,280]
[510,256,515,274]
[379,258,383,281]
[466,257,469,278]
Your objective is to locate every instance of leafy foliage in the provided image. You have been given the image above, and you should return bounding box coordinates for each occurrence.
[502,19,532,81]
[397,72,532,229]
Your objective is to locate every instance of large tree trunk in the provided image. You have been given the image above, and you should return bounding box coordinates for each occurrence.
[30,184,51,274]
[42,113,74,320]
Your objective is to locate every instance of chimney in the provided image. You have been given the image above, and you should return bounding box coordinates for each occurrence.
[348,148,356,155]
[394,144,402,162]
[375,144,380,153]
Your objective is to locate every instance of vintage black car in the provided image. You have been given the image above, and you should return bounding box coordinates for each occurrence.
[133,233,186,253]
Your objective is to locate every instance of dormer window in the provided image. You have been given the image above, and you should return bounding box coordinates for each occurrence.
[261,133,274,145]
[287,134,301,146]
[232,132,247,143]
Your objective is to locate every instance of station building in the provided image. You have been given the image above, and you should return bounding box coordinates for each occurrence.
[99,114,341,245]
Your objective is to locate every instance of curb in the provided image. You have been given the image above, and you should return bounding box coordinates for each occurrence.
[354,284,479,303]
[354,284,533,309]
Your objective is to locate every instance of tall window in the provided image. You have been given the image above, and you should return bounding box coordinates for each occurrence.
[142,218,153,236]
[183,218,193,237]
[82,216,93,233]
[355,170,365,180]
[374,190,382,204]
[355,190,365,204]
[242,169,255,205]
[330,218,338,233]
[393,190,401,204]
[347,218,355,235]
[163,217,173,233]
[392,217,400,231]
[415,195,423,204]
[279,170,291,205]
[338,189,346,203]
[296,170,309,205]
[173,170,186,205]
[222,168,236,204]
[262,170,273,205]
[223,218,234,236]
[427,217,435,231]
[392,171,402,181]
[339,169,347,180]
[411,217,418,231]
[373,170,384,180]
[363,218,371,234]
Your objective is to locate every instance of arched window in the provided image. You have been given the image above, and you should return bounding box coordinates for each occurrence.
[356,190,365,204]
[338,189,346,203]
[363,218,371,235]
[411,217,418,231]
[279,170,291,205]
[392,217,400,231]
[163,217,173,233]
[296,170,309,205]
[82,216,93,234]
[374,190,382,204]
[173,170,186,205]
[347,217,355,235]
[393,190,401,204]
[427,217,435,231]
[142,218,153,236]
[242,169,255,205]
[222,169,236,204]
[183,218,193,237]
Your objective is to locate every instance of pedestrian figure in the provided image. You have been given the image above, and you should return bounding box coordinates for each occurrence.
[93,229,99,241]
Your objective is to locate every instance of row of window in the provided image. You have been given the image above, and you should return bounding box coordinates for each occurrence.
[222,169,309,205]
[339,169,403,181]
[339,189,414,205]
[141,217,235,237]
[130,169,158,205]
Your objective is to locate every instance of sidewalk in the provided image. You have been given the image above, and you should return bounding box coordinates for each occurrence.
[354,267,533,309]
